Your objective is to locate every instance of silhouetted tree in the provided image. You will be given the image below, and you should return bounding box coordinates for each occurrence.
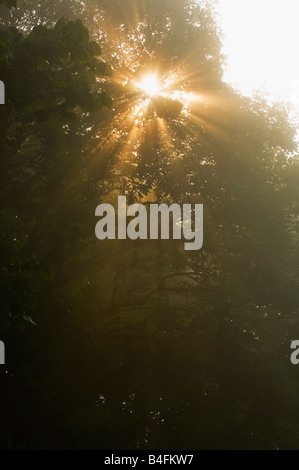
[0,0,299,450]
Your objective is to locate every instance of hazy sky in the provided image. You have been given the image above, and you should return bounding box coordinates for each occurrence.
[217,0,299,116]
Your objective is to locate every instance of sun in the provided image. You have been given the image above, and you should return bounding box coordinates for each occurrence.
[138,73,161,97]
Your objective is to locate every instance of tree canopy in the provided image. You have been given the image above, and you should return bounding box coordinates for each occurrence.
[0,0,299,450]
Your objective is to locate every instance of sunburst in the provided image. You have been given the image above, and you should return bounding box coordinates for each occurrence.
[138,73,161,97]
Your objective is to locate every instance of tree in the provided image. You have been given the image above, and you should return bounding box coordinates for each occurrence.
[0,0,299,450]
[0,17,112,329]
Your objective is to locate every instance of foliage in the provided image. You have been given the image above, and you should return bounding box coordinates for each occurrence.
[0,17,112,329]
[0,0,299,451]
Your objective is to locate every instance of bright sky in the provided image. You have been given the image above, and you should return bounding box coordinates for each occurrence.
[217,0,299,118]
